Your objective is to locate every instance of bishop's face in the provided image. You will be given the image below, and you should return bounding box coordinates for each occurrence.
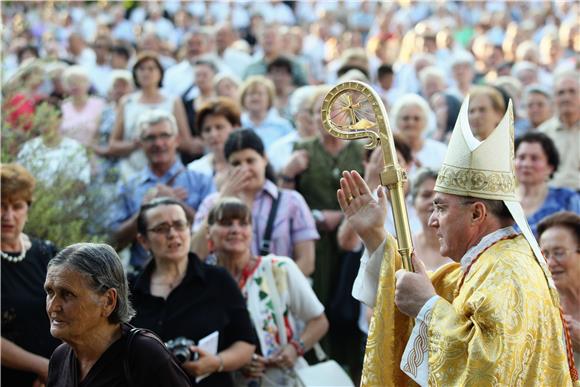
[428,192,475,261]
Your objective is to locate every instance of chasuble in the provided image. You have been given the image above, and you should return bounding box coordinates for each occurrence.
[353,229,576,386]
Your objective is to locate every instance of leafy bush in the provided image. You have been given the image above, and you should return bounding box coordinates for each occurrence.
[2,88,109,248]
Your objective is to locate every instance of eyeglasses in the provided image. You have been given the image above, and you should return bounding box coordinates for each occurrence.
[141,132,173,143]
[147,220,190,236]
[541,248,579,262]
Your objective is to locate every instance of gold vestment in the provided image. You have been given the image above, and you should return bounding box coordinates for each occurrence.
[361,234,576,386]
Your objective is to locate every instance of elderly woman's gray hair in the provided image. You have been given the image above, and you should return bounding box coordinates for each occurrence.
[410,168,439,203]
[390,94,432,129]
[136,109,178,138]
[48,243,136,324]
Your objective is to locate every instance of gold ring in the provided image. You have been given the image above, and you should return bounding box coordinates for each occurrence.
[347,195,354,204]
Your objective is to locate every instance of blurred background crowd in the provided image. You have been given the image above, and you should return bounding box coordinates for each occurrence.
[1,1,579,386]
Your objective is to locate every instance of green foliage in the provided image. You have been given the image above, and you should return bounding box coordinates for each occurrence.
[23,175,110,249]
[2,97,110,249]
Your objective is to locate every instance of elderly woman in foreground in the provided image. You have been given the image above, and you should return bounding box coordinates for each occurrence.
[45,243,191,386]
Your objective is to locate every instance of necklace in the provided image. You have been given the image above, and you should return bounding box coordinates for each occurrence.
[1,235,27,263]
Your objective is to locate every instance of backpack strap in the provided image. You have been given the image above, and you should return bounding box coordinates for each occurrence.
[259,191,282,256]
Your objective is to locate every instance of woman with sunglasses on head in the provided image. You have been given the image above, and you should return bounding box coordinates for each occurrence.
[130,197,256,386]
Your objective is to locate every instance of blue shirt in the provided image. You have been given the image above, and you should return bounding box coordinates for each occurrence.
[110,159,215,268]
[527,187,580,236]
[241,109,294,150]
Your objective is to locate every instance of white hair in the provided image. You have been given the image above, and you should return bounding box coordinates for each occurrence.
[109,69,134,87]
[62,65,90,87]
[419,66,446,86]
[390,93,432,130]
[450,50,475,67]
[511,61,538,78]
[515,40,539,62]
[554,69,579,87]
[523,83,553,103]
[288,85,318,118]
[136,109,178,138]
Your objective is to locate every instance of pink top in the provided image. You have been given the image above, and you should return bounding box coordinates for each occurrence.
[60,97,106,146]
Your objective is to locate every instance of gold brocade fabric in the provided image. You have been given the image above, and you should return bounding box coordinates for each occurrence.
[428,236,571,386]
[360,234,415,387]
[361,235,574,387]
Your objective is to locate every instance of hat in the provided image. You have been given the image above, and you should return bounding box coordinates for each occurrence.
[435,95,517,201]
[435,96,557,296]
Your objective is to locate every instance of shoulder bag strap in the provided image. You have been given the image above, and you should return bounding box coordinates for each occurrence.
[124,327,142,387]
[260,191,282,256]
[123,326,173,387]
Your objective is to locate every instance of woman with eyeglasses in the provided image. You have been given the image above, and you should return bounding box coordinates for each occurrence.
[538,211,580,371]
[389,94,447,179]
[130,197,256,387]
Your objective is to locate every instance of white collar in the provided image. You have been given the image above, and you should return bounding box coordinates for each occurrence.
[460,226,519,271]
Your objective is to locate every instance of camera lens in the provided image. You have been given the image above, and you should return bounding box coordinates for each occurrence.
[172,347,191,364]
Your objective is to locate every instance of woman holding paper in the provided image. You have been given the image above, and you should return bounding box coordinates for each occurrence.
[130,197,256,386]
[206,197,329,387]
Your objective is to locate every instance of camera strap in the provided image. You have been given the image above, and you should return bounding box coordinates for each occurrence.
[259,191,282,256]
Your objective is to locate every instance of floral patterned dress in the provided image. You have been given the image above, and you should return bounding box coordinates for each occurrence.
[236,255,324,387]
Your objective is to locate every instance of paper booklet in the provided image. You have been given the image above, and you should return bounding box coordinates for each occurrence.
[195,331,219,383]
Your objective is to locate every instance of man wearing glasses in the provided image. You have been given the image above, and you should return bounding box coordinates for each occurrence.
[110,109,215,271]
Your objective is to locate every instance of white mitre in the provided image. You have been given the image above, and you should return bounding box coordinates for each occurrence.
[435,96,557,295]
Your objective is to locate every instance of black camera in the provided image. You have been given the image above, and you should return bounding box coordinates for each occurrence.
[165,337,196,363]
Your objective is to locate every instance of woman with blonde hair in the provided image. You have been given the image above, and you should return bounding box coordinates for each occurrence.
[239,75,293,149]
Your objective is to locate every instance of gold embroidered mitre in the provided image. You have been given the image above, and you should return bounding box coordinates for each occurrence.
[435,96,517,201]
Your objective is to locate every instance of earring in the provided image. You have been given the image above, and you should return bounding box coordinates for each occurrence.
[207,239,214,254]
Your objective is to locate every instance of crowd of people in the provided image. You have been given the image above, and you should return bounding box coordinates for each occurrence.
[1,1,579,386]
